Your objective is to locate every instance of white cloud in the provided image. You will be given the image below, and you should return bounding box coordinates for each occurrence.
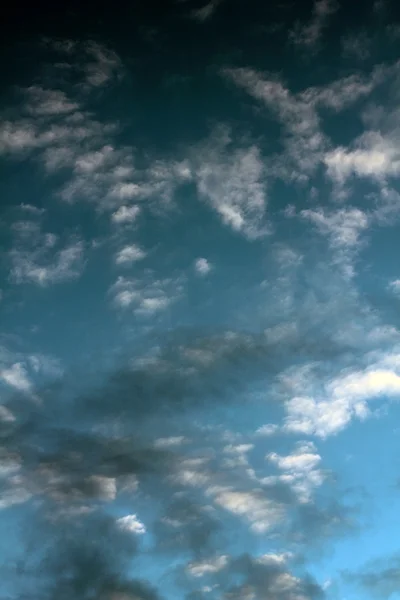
[324,134,400,183]
[192,127,268,238]
[207,486,284,533]
[255,424,279,436]
[110,274,183,315]
[115,244,146,265]
[187,555,228,577]
[10,232,85,286]
[111,205,141,224]
[389,279,400,294]
[222,63,391,185]
[301,207,370,249]
[194,258,212,275]
[0,362,31,392]
[154,436,188,448]
[267,442,324,502]
[284,368,400,438]
[117,514,146,535]
[222,68,326,180]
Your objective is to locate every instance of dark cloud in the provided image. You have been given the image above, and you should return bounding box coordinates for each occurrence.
[0,327,359,598]
[225,553,325,600]
[10,509,160,600]
[152,496,222,558]
[343,553,400,598]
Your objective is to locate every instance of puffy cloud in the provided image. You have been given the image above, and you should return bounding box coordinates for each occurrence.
[207,487,284,533]
[111,205,141,224]
[117,514,146,535]
[284,367,400,438]
[194,258,212,276]
[110,274,183,315]
[0,362,32,392]
[115,244,147,266]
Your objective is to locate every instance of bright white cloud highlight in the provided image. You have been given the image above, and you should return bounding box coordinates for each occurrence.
[115,244,146,265]
[194,258,212,275]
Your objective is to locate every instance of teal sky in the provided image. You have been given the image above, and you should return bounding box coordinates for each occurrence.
[2,0,400,598]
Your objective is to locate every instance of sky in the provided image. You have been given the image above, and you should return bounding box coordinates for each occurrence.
[2,0,400,598]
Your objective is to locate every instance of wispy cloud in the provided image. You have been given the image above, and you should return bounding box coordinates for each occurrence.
[190,125,269,238]
[189,0,224,22]
[289,0,338,50]
[109,273,184,315]
[9,222,85,286]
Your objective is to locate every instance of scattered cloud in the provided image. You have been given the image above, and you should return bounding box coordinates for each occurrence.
[0,362,32,392]
[110,273,184,315]
[289,0,338,50]
[187,554,228,577]
[266,441,325,503]
[189,0,223,22]
[115,244,147,266]
[284,365,400,438]
[111,205,141,224]
[194,258,212,276]
[301,207,370,250]
[207,486,284,533]
[191,126,268,238]
[9,222,85,286]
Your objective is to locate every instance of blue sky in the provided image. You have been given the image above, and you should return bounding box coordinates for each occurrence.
[2,0,400,598]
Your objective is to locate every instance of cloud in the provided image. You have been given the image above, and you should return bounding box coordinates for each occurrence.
[115,244,147,266]
[187,125,268,238]
[207,487,285,533]
[194,258,212,276]
[0,325,360,596]
[266,442,325,503]
[111,205,141,224]
[324,133,400,183]
[341,31,371,61]
[284,366,400,438]
[343,553,400,598]
[389,279,400,294]
[9,222,85,286]
[187,555,228,577]
[117,514,146,535]
[289,0,338,50]
[0,363,32,392]
[301,207,370,249]
[256,424,279,436]
[217,552,324,600]
[110,274,183,315]
[42,38,125,90]
[23,85,80,116]
[189,0,223,22]
[13,510,158,600]
[222,62,392,185]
